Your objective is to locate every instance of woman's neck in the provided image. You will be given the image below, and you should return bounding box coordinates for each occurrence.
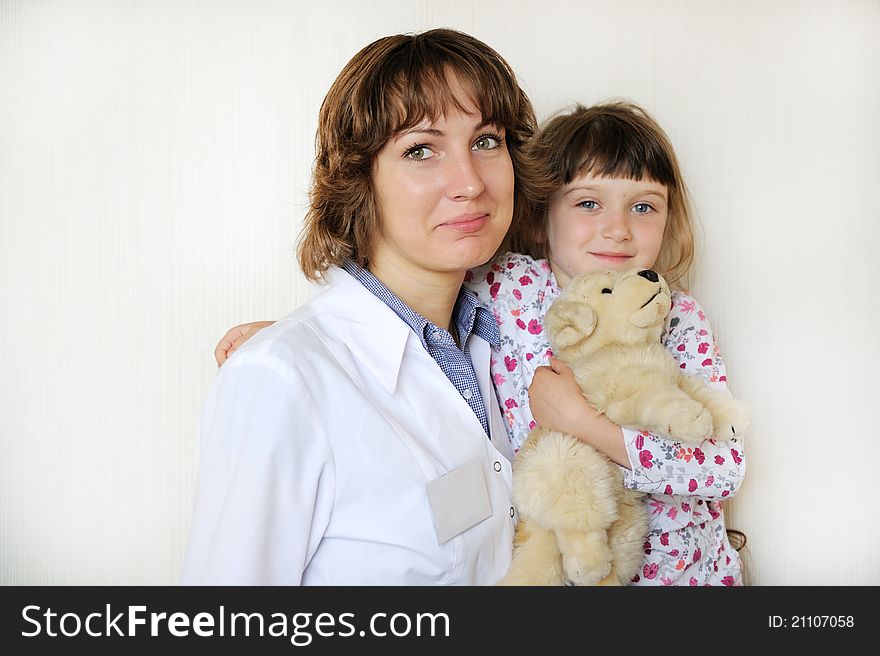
[368,257,464,331]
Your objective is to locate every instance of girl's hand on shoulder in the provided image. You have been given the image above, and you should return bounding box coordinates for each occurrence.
[528,358,599,437]
[214,321,275,367]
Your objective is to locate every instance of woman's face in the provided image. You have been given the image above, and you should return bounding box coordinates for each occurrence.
[546,173,668,289]
[370,83,515,279]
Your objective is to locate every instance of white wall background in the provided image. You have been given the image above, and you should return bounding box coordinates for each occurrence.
[1,0,877,585]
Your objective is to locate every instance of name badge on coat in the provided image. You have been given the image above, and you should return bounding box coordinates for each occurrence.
[425,458,493,544]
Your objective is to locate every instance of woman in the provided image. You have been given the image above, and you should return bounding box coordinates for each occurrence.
[181,29,548,585]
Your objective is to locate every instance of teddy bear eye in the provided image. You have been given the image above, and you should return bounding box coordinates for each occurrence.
[601,288,612,294]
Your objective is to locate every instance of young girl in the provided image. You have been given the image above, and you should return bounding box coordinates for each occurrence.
[216,101,746,586]
[469,101,745,585]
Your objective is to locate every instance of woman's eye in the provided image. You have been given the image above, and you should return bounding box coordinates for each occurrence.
[473,134,501,150]
[405,145,435,161]
[578,200,598,210]
[632,203,653,214]
[601,288,612,294]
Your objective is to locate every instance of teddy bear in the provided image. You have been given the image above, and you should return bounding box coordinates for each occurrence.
[498,268,750,586]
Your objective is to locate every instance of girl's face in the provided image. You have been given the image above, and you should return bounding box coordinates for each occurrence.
[370,80,514,280]
[546,173,668,289]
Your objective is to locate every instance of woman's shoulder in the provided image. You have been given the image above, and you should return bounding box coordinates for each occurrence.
[221,280,358,372]
[465,252,553,304]
[222,313,320,376]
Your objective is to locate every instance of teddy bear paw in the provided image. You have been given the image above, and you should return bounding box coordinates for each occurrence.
[712,400,750,440]
[561,546,612,586]
[667,404,713,442]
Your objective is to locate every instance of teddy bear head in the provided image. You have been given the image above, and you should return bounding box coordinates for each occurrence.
[545,268,672,360]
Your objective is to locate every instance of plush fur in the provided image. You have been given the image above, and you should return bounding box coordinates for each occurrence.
[498,269,750,586]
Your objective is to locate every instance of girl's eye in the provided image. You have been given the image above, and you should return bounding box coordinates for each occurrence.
[578,200,599,210]
[404,145,435,161]
[473,134,502,151]
[632,203,653,214]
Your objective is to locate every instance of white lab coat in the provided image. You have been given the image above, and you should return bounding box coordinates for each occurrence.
[182,267,515,585]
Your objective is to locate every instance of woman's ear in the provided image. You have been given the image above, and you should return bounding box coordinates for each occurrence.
[545,300,597,350]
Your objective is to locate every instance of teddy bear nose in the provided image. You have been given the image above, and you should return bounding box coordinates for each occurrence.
[638,269,659,283]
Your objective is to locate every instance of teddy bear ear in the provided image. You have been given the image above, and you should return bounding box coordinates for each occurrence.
[546,299,597,350]
[628,292,671,328]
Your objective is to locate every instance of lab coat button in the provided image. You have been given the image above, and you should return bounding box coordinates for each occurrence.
[509,507,515,517]
[493,461,502,472]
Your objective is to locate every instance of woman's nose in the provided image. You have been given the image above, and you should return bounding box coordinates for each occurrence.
[446,152,485,200]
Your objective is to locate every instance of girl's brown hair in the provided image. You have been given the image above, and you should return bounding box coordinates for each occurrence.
[508,101,696,290]
[297,29,549,282]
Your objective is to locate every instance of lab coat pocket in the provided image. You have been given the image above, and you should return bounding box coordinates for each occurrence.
[425,458,493,544]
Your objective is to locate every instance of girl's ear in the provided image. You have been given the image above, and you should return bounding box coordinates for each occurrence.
[546,300,597,350]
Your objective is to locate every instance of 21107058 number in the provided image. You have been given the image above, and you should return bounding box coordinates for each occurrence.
[769,615,854,628]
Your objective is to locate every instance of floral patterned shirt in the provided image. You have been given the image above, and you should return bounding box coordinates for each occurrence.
[464,252,746,586]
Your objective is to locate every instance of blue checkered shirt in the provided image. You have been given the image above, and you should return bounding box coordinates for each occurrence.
[342,260,500,438]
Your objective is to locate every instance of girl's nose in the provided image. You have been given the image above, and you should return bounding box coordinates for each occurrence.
[446,152,485,200]
[602,208,631,241]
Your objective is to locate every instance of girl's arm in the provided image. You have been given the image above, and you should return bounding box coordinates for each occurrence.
[528,294,745,499]
[528,361,630,466]
[182,352,334,584]
[214,321,275,366]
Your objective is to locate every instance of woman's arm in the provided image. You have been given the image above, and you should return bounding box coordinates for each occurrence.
[528,294,745,499]
[214,321,275,366]
[182,352,334,584]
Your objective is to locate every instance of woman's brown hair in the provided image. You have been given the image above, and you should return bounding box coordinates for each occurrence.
[508,101,696,290]
[297,28,548,282]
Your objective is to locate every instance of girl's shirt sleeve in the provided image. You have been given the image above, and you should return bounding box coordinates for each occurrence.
[181,352,335,584]
[620,293,745,500]
[466,253,555,454]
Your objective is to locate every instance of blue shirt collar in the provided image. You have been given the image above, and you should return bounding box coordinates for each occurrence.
[342,260,500,350]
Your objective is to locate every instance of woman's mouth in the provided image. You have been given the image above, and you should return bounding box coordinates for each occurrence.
[438,213,489,233]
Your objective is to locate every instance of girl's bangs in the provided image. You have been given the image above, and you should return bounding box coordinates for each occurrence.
[570,123,676,187]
